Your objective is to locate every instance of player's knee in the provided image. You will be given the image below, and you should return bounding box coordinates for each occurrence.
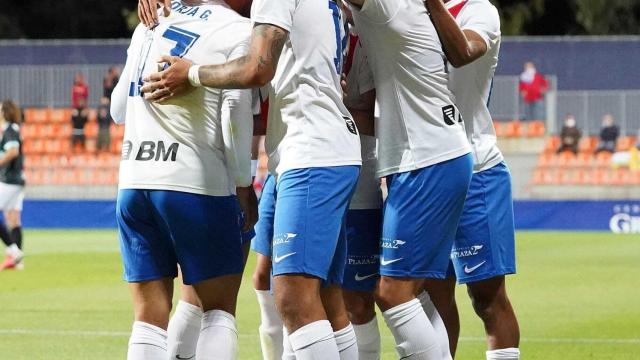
[134,299,172,328]
[344,295,375,325]
[468,287,509,322]
[375,277,415,311]
[252,266,271,291]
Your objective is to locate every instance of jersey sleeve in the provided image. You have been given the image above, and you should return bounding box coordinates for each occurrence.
[353,0,400,23]
[110,25,145,124]
[252,0,296,32]
[2,127,20,151]
[457,1,500,51]
[220,41,254,188]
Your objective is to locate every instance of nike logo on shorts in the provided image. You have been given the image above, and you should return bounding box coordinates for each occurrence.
[464,261,487,274]
[273,252,296,264]
[354,273,377,281]
[380,257,403,266]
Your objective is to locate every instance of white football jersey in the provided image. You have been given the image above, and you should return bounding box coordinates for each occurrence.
[344,33,382,210]
[350,0,471,177]
[252,0,362,176]
[447,0,503,173]
[111,0,254,196]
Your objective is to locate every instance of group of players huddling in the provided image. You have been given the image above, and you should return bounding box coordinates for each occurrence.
[112,0,520,359]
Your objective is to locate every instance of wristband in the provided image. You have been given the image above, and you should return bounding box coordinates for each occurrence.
[188,65,202,87]
[251,159,259,177]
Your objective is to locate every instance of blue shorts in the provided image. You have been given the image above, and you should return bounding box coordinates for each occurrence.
[272,166,359,284]
[250,175,276,257]
[449,162,516,284]
[117,189,244,285]
[341,209,382,292]
[380,154,473,279]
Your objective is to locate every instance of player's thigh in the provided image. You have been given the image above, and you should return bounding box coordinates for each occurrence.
[117,189,178,283]
[151,191,245,286]
[129,277,174,328]
[320,284,350,331]
[192,273,243,314]
[251,174,277,258]
[342,208,382,294]
[253,253,272,291]
[271,166,359,280]
[465,275,509,312]
[451,162,516,285]
[380,154,473,280]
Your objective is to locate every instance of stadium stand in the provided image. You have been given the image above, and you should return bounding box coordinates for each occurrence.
[22,107,124,186]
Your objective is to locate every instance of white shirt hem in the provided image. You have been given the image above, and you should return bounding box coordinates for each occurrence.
[118,183,233,197]
[376,147,471,178]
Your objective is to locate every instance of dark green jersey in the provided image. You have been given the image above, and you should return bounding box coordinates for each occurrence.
[0,123,25,186]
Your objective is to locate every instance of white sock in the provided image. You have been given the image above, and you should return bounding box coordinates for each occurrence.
[7,244,22,258]
[282,327,296,360]
[382,298,442,360]
[418,291,452,360]
[127,321,167,360]
[353,317,381,360]
[167,300,203,359]
[486,348,520,360]
[255,289,284,360]
[289,320,340,360]
[334,323,358,360]
[196,310,238,360]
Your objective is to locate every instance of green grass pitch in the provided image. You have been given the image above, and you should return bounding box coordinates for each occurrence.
[1,230,639,359]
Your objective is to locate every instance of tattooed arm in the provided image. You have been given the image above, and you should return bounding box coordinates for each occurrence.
[141,23,287,102]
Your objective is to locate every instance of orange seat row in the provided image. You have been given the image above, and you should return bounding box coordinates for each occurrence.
[23,108,100,124]
[23,138,122,155]
[24,168,119,186]
[21,123,125,140]
[532,168,640,186]
[537,152,613,168]
[543,136,638,153]
[494,121,546,138]
[23,153,121,169]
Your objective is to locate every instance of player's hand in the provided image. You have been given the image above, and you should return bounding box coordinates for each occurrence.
[141,56,194,103]
[236,186,258,232]
[340,73,348,99]
[138,0,171,29]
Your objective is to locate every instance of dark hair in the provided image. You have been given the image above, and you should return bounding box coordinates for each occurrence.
[1,99,20,124]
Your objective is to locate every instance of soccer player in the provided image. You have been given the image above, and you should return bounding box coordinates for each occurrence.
[341,7,383,359]
[110,0,257,358]
[345,0,474,358]
[423,1,521,359]
[0,99,26,271]
[140,0,363,358]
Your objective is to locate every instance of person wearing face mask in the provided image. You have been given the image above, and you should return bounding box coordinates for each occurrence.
[557,114,582,154]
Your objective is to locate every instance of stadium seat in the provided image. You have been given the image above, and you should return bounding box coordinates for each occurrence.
[526,121,546,137]
[493,121,506,137]
[504,121,522,138]
[578,136,597,153]
[543,136,560,153]
[616,136,637,152]
[576,153,594,167]
[49,108,72,123]
[24,108,49,123]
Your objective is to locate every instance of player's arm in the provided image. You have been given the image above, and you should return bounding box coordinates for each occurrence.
[141,23,287,103]
[0,135,19,167]
[348,90,376,137]
[424,0,487,68]
[221,88,258,230]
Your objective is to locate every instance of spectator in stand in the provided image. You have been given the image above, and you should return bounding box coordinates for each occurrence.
[595,114,620,154]
[557,114,581,154]
[71,73,89,150]
[636,128,640,150]
[103,66,120,99]
[519,61,549,121]
[97,97,112,152]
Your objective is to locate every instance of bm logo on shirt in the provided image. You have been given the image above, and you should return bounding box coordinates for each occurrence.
[122,140,179,162]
